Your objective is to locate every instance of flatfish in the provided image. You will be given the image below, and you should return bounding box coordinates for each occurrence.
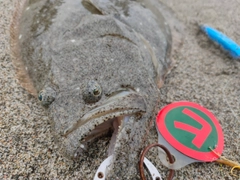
[10,0,183,179]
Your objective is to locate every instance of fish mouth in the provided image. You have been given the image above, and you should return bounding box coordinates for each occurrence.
[63,90,146,157]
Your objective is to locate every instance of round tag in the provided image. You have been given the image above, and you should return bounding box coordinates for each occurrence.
[156,101,224,162]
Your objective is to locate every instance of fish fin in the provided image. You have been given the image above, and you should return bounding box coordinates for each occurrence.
[149,1,185,88]
[157,1,185,58]
[81,0,103,15]
[10,0,37,97]
[136,33,166,89]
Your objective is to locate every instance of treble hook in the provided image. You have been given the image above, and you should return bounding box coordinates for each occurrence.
[139,143,175,180]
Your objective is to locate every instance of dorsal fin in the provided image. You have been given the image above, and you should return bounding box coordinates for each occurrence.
[82,0,103,15]
[10,0,37,97]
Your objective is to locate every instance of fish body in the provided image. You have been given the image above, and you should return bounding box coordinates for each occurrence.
[201,25,240,59]
[10,0,182,179]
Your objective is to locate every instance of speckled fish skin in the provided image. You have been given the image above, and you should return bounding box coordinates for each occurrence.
[10,0,179,179]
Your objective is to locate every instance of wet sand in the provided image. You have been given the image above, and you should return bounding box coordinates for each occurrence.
[0,0,239,179]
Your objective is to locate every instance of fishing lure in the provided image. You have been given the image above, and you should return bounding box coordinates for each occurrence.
[201,25,240,59]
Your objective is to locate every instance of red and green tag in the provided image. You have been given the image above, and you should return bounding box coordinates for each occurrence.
[156,101,224,162]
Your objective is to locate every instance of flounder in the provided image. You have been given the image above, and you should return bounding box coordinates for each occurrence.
[10,0,183,179]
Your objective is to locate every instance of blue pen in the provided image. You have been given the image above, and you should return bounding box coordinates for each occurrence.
[200,25,240,59]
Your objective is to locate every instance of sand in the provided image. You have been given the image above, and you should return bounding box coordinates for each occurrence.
[0,0,240,179]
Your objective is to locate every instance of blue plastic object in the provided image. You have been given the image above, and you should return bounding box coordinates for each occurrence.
[201,25,240,59]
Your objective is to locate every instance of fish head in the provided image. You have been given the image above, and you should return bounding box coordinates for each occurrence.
[37,27,160,158]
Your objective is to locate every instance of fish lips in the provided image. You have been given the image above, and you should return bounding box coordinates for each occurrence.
[60,90,147,158]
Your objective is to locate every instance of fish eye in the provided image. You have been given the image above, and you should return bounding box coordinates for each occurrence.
[83,80,102,103]
[93,88,101,96]
[38,94,43,101]
[38,87,56,106]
